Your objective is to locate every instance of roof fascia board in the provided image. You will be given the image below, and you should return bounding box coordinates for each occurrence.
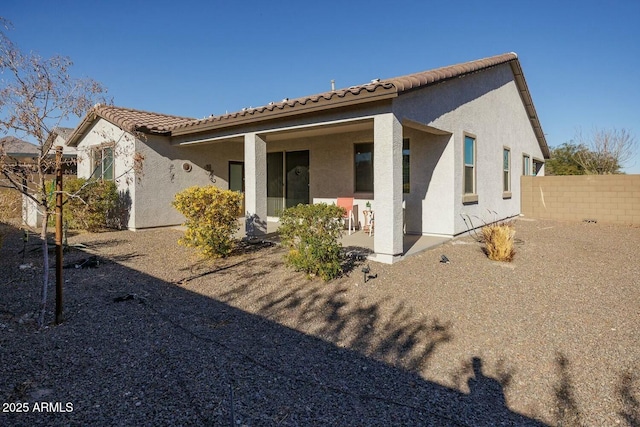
[65,112,99,147]
[508,60,550,159]
[173,116,376,146]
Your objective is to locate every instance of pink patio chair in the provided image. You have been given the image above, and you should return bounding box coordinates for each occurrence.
[336,197,355,235]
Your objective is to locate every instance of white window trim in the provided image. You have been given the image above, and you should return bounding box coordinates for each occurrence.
[91,144,115,181]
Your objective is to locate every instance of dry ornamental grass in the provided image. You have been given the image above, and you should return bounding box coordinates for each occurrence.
[482,221,516,261]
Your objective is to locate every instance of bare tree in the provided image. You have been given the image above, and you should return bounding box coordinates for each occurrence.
[0,18,107,326]
[574,128,637,174]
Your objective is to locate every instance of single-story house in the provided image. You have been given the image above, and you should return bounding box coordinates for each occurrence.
[66,52,549,263]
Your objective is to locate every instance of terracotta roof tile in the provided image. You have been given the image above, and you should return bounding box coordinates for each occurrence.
[170,53,521,135]
[171,82,396,133]
[66,105,196,147]
[383,52,517,92]
[66,53,548,157]
[92,105,195,134]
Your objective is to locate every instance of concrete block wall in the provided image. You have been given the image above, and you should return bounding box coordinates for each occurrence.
[521,175,640,225]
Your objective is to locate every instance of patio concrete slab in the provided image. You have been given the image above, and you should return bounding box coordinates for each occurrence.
[224,220,451,261]
[340,230,450,259]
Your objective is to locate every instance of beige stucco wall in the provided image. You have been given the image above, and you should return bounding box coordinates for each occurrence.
[75,118,244,229]
[134,136,244,229]
[393,63,545,235]
[521,175,640,224]
[76,119,137,226]
[401,129,455,236]
[267,129,375,227]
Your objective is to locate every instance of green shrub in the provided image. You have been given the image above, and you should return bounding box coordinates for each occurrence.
[482,221,516,262]
[279,203,345,281]
[63,178,119,232]
[172,185,242,258]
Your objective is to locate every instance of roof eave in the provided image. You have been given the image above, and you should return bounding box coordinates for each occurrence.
[65,112,99,147]
[509,60,550,159]
[171,87,398,136]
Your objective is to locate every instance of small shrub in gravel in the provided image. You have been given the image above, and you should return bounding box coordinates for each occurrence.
[482,221,516,261]
[172,185,242,258]
[62,178,119,232]
[279,203,345,281]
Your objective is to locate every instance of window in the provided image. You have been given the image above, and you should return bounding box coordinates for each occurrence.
[92,146,114,180]
[464,135,476,195]
[503,147,511,196]
[522,154,531,176]
[533,158,544,176]
[403,138,410,193]
[354,143,374,193]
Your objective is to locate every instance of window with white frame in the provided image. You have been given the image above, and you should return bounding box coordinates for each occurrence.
[503,147,511,194]
[523,154,531,176]
[464,135,476,195]
[92,146,114,180]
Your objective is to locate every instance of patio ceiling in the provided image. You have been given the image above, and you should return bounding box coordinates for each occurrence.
[173,117,375,146]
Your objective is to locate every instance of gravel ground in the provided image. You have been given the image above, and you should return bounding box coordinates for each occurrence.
[0,217,638,426]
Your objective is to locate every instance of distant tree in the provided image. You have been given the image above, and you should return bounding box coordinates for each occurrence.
[545,142,588,176]
[0,18,107,326]
[574,128,636,175]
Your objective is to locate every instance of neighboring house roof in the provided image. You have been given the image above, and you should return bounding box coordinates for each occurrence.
[0,136,40,157]
[43,127,78,155]
[66,105,196,146]
[53,127,74,140]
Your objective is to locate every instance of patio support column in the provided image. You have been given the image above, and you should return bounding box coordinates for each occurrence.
[372,112,403,263]
[244,133,267,236]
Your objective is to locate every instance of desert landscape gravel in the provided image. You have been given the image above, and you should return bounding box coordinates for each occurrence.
[1,217,638,426]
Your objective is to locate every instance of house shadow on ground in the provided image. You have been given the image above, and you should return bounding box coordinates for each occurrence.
[1,223,548,426]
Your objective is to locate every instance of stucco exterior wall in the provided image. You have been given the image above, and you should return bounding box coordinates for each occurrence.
[75,119,137,227]
[268,129,375,227]
[393,63,544,235]
[402,128,455,236]
[134,136,244,229]
[75,118,244,229]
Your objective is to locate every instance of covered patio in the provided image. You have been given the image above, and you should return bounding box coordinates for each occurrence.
[173,109,453,264]
[233,220,450,260]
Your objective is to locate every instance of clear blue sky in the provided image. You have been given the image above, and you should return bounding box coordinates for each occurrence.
[4,0,640,173]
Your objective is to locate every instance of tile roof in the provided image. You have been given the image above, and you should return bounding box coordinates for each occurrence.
[169,52,548,158]
[53,127,75,140]
[91,105,195,134]
[170,52,520,134]
[65,53,548,157]
[66,105,196,147]
[382,52,518,91]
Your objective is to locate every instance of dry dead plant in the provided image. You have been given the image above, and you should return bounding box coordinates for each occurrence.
[481,221,516,262]
[0,188,21,222]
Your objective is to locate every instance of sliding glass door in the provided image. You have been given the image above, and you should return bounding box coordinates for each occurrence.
[267,150,309,216]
